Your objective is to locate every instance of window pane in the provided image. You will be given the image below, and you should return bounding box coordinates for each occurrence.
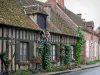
[53,45,55,50]
[23,43,27,55]
[53,51,55,56]
[24,50,27,55]
[53,56,55,60]
[20,55,23,62]
[20,43,22,55]
[23,55,26,61]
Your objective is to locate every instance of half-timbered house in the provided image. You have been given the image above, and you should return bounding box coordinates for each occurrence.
[0,0,78,71]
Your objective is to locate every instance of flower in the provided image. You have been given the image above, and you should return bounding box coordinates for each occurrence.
[24,61,30,65]
[6,56,9,59]
[34,57,42,64]
[52,59,57,64]
[61,46,65,49]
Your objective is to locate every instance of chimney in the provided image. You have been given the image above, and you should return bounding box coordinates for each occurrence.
[77,13,82,18]
[57,0,64,8]
[43,4,51,22]
[47,0,56,10]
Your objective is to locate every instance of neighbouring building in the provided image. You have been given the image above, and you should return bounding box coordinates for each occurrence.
[0,0,78,71]
[58,4,100,63]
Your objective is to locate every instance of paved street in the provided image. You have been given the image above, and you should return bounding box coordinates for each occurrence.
[60,67,100,75]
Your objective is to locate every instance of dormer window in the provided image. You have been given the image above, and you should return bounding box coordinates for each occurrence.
[24,5,48,29]
[33,12,48,29]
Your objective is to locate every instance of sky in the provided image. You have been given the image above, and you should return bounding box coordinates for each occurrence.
[38,0,100,29]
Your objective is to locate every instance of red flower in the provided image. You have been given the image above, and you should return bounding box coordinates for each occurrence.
[61,46,65,49]
[34,58,42,64]
[6,56,9,59]
[52,59,57,63]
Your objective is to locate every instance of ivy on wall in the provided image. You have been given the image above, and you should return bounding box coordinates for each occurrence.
[60,43,65,66]
[64,45,71,68]
[75,27,85,67]
[37,41,44,60]
[42,42,51,70]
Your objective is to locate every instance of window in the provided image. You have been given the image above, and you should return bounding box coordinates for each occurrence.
[50,45,56,61]
[71,46,75,61]
[20,43,28,62]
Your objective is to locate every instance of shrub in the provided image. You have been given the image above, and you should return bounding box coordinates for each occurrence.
[28,68,38,74]
[9,70,31,75]
[86,60,100,65]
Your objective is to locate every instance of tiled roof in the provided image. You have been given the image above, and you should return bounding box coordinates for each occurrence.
[58,4,100,37]
[0,0,40,30]
[57,3,96,34]
[0,0,76,36]
[50,11,76,36]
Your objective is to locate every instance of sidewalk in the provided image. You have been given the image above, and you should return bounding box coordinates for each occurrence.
[33,63,100,75]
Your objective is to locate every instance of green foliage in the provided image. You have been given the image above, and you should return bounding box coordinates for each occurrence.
[0,51,14,66]
[37,42,44,59]
[42,43,51,70]
[41,66,70,73]
[64,45,71,68]
[86,60,100,65]
[76,27,85,67]
[28,69,37,74]
[60,43,65,66]
[9,70,31,75]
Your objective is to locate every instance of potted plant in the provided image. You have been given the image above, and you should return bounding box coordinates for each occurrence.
[24,61,30,65]
[52,59,57,67]
[34,56,42,64]
[23,61,30,70]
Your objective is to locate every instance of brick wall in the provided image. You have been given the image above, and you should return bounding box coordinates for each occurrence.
[83,31,99,62]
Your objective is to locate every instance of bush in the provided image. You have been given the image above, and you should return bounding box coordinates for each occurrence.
[86,60,100,65]
[41,67,57,73]
[9,70,31,75]
[28,68,38,74]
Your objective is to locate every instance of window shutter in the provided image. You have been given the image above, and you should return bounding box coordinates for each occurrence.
[29,42,34,63]
[15,41,20,64]
[56,44,60,62]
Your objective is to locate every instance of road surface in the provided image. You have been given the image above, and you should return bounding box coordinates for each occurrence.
[60,66,100,75]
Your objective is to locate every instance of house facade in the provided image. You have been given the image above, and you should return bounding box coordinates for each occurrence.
[0,0,78,71]
[57,2,100,62]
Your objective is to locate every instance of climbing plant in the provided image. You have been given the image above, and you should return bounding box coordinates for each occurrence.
[75,27,85,67]
[64,45,71,68]
[42,42,51,70]
[60,43,65,66]
[37,41,44,60]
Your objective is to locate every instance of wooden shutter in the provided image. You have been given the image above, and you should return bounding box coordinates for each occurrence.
[56,44,60,62]
[15,41,20,64]
[29,42,34,63]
